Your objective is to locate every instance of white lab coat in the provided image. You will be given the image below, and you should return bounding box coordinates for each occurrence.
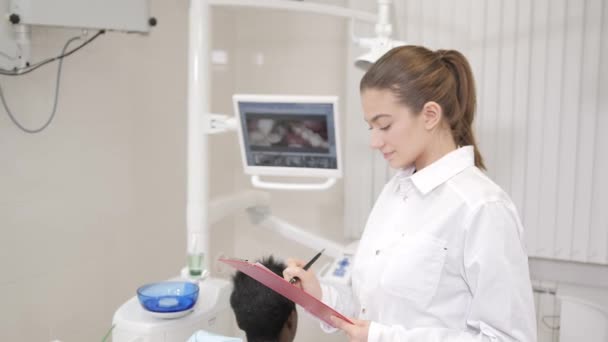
[321,146,537,341]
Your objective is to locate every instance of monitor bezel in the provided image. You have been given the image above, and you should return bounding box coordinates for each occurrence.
[233,94,342,179]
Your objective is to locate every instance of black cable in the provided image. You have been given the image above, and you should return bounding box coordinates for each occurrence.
[0,36,80,133]
[0,30,105,76]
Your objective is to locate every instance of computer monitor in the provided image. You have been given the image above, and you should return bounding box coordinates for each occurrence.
[233,94,342,179]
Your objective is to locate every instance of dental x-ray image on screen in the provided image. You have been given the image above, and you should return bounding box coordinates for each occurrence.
[233,95,342,179]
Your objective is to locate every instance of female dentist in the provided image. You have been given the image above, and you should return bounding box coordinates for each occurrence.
[283,45,536,341]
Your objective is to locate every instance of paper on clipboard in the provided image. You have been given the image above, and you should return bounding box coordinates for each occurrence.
[219,258,353,327]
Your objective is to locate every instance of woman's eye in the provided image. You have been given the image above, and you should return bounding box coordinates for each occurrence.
[367,124,391,131]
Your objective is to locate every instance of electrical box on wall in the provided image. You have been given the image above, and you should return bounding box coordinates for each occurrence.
[1,0,153,70]
[9,0,151,32]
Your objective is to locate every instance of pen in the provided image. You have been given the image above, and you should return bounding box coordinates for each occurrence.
[289,248,325,284]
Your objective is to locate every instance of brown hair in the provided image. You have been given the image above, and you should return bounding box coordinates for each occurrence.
[360,45,485,170]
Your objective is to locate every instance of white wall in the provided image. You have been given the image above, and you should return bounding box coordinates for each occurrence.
[0,0,354,341]
[0,0,195,340]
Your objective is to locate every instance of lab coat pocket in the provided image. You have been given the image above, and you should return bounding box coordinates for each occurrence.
[379,234,447,306]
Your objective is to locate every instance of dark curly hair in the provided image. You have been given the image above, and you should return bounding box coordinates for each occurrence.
[229,255,295,342]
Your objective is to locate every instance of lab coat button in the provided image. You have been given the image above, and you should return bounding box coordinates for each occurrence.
[375,249,380,256]
[361,308,366,314]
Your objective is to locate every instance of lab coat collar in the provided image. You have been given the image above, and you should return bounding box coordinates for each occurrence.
[405,146,475,196]
[394,166,416,198]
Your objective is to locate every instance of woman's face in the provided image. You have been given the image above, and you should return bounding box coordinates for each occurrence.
[361,88,429,169]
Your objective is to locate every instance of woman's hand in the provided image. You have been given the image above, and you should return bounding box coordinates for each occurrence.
[330,316,370,342]
[282,258,322,300]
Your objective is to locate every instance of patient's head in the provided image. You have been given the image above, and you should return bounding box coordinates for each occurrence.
[230,255,297,342]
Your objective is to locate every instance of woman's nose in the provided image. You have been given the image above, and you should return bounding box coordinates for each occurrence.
[370,130,384,149]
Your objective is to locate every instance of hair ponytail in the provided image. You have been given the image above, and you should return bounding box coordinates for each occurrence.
[437,50,485,170]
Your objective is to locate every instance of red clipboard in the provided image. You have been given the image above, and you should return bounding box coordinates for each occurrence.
[220,258,353,327]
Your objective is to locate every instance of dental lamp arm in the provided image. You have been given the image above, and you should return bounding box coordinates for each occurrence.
[208,190,270,225]
[247,207,347,259]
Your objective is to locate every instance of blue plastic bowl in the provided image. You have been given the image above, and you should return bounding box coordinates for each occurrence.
[136,281,199,313]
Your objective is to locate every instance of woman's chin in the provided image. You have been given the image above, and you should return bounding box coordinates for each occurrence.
[387,159,403,169]
[388,159,414,170]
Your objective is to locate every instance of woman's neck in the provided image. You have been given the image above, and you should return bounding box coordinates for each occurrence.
[415,131,458,171]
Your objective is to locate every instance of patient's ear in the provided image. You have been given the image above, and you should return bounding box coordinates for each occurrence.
[286,309,297,329]
[284,309,298,342]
